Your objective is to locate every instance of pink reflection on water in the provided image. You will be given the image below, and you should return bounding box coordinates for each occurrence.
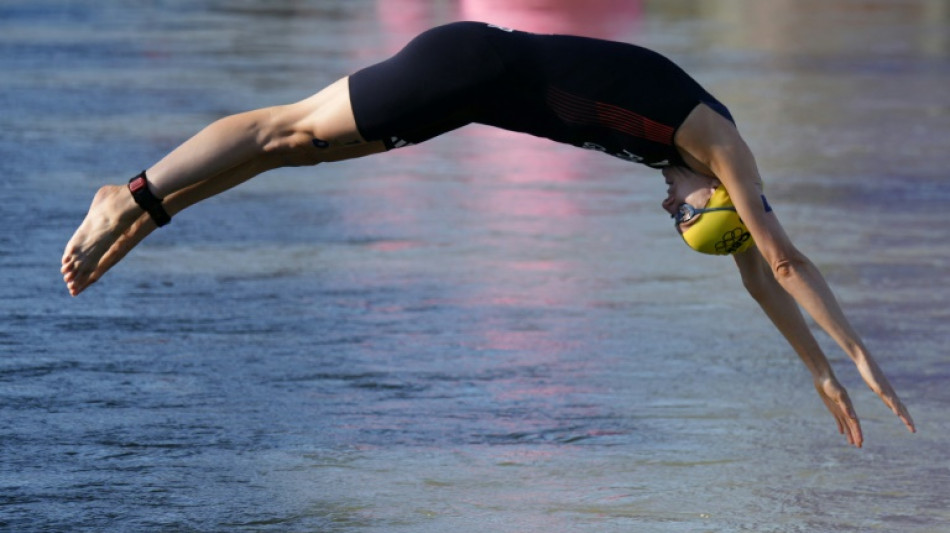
[364,239,422,252]
[459,129,591,184]
[460,0,642,38]
[360,0,644,408]
[454,128,590,231]
[508,260,563,272]
[372,0,643,52]
[373,1,460,52]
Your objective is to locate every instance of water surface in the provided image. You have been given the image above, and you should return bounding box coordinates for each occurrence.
[2,1,949,531]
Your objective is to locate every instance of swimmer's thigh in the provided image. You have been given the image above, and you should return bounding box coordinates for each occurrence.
[275,77,388,164]
[348,22,506,147]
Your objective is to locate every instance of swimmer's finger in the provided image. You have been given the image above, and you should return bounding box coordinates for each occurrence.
[880,392,916,434]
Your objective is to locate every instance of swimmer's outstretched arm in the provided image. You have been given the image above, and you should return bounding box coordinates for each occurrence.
[733,248,867,446]
[675,104,915,446]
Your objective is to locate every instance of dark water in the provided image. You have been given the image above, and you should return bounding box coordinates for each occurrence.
[2,1,950,531]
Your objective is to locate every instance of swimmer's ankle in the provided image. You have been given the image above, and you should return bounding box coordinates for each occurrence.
[128,171,172,227]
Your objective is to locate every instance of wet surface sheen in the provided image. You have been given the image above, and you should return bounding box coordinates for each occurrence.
[2,1,949,531]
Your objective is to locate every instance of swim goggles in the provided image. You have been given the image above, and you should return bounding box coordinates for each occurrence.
[673,203,737,226]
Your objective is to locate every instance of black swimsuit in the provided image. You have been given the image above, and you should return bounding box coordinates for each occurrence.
[348,22,733,169]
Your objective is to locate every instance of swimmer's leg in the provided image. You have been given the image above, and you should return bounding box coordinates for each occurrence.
[62,77,385,296]
[81,156,286,292]
[87,138,385,290]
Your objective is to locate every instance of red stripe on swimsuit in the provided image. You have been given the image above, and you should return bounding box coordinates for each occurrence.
[546,86,675,146]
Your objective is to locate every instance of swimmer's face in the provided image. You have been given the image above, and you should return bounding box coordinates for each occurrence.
[661,167,718,234]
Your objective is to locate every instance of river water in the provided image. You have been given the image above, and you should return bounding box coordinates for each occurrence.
[2,1,949,531]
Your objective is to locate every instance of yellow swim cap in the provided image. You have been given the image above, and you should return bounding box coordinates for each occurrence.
[680,186,754,255]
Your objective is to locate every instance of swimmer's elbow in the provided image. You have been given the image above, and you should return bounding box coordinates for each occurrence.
[769,253,810,283]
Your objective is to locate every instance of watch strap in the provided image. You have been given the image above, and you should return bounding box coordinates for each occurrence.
[128,171,171,227]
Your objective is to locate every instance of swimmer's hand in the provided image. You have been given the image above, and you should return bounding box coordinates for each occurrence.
[814,375,863,447]
[814,355,916,448]
[853,352,917,437]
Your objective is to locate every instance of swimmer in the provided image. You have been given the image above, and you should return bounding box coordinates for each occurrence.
[61,22,914,447]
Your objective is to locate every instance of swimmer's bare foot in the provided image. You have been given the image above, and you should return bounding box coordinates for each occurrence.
[91,213,158,285]
[61,185,143,296]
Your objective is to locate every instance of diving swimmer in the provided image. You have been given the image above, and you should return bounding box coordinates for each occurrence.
[61,22,915,447]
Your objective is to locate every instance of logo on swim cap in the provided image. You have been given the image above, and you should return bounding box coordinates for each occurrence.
[680,186,755,255]
[714,227,752,254]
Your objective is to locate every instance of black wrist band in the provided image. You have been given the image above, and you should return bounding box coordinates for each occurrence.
[128,171,171,227]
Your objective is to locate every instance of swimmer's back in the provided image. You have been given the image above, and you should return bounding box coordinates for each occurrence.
[349,22,732,168]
